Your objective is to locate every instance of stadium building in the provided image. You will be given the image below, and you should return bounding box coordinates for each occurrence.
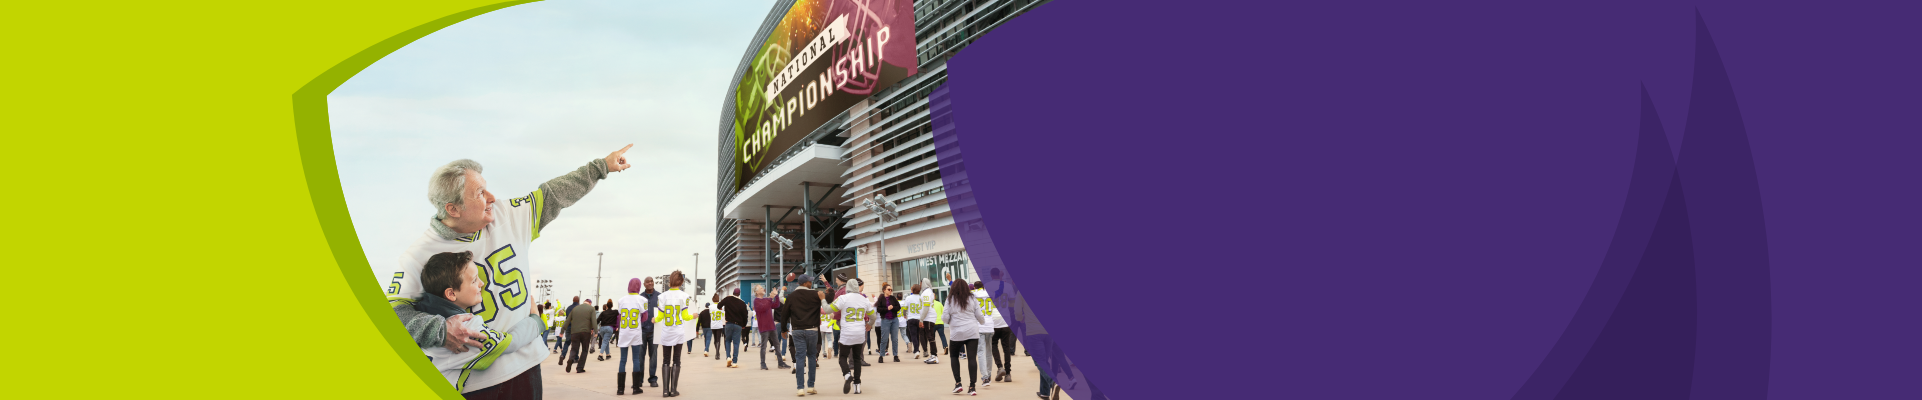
[713,0,1048,304]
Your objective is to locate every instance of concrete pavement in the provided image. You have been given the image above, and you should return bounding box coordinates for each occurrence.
[536,333,1065,400]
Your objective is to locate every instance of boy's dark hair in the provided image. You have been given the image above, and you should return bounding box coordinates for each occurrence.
[421,251,476,300]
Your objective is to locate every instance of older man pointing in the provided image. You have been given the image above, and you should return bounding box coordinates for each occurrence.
[387,144,634,399]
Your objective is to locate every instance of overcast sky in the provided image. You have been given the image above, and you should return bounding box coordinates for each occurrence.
[330,0,773,308]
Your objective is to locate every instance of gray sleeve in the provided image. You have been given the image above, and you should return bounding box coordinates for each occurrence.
[395,302,446,348]
[533,159,611,233]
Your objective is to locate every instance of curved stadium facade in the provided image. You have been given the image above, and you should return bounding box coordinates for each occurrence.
[714,0,1048,304]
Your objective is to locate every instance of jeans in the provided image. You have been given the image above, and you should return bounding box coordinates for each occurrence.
[1038,360,1056,398]
[724,324,743,363]
[949,338,979,387]
[618,333,658,383]
[790,329,820,389]
[759,328,782,367]
[875,318,897,356]
[936,324,948,350]
[978,332,994,379]
[598,326,615,356]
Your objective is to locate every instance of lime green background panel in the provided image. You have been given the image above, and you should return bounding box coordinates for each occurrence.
[4,1,534,398]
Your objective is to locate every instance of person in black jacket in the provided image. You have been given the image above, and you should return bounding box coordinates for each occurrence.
[719,288,749,368]
[597,300,619,361]
[697,300,712,357]
[777,274,824,395]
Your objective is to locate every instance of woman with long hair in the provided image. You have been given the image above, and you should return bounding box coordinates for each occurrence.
[942,280,986,395]
[653,270,695,397]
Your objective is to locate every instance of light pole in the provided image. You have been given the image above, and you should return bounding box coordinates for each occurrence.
[770,231,794,294]
[595,252,604,305]
[861,193,900,294]
[692,253,700,296]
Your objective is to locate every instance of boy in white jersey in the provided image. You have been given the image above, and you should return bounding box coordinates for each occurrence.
[412,251,537,393]
[831,278,876,394]
[388,146,634,398]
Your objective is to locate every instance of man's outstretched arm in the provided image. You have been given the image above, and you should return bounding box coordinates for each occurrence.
[530,144,632,236]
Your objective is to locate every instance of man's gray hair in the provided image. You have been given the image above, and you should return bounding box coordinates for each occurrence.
[428,159,483,219]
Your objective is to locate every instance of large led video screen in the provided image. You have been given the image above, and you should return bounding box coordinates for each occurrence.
[730,0,917,192]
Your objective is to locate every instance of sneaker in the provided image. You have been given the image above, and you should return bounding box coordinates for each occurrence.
[797,389,807,397]
[925,357,939,364]
[953,384,965,394]
[853,383,862,394]
[703,352,709,357]
[807,387,818,394]
[969,388,978,396]
[843,373,853,394]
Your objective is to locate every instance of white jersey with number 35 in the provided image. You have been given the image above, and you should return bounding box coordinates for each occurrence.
[389,190,549,393]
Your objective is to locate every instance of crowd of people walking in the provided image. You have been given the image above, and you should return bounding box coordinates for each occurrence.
[538,271,1052,398]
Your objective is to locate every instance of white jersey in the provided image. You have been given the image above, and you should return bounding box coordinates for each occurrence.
[389,191,548,392]
[653,288,695,345]
[919,289,938,321]
[420,314,539,392]
[972,288,1000,334]
[832,293,872,345]
[903,293,923,321]
[615,293,650,348]
[709,304,726,330]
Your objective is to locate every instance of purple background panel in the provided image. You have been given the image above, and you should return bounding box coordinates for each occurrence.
[935,0,1920,399]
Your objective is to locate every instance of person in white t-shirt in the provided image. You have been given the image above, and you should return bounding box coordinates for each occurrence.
[652,270,696,397]
[830,278,876,394]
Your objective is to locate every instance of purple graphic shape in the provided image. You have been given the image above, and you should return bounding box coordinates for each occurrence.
[936,1,1921,398]
[1513,87,1684,400]
[1555,172,1700,400]
[933,83,1108,400]
[1675,13,1772,400]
